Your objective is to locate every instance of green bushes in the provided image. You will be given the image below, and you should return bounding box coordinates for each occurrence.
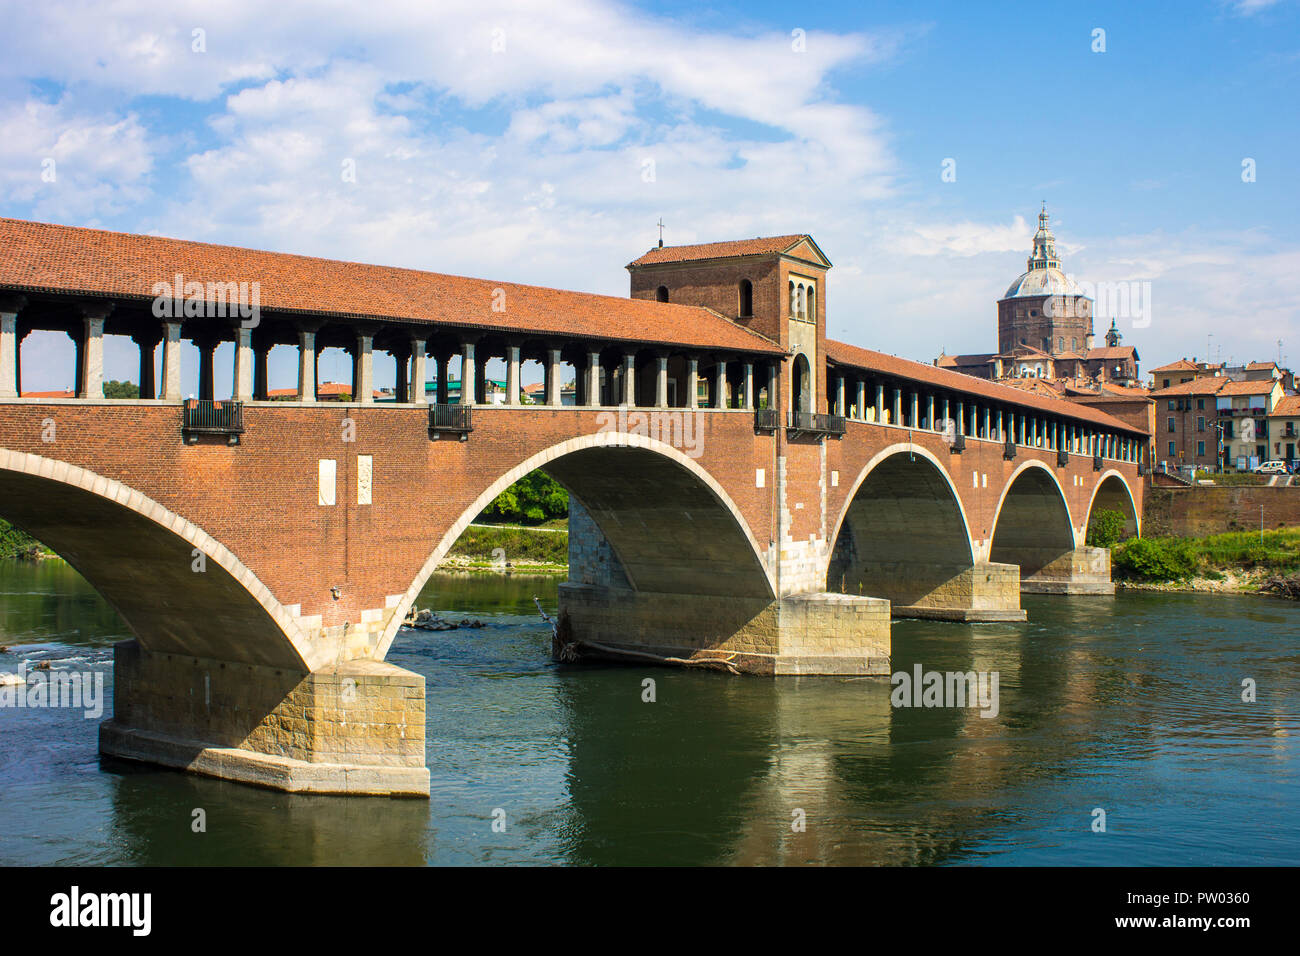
[1086,509,1128,547]
[0,518,46,559]
[1113,527,1300,582]
[480,470,568,525]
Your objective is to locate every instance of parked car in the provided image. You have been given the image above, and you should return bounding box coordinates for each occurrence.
[1252,459,1290,475]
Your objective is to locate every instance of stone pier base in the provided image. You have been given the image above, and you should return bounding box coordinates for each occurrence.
[99,641,429,797]
[890,562,1027,622]
[556,584,891,676]
[1020,547,1114,595]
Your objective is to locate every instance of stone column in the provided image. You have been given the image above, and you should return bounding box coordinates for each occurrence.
[254,340,271,401]
[130,330,159,401]
[505,344,521,406]
[461,341,477,406]
[297,329,317,402]
[0,299,24,399]
[587,351,601,407]
[857,381,867,422]
[547,348,563,405]
[623,352,637,406]
[956,401,965,436]
[232,326,254,401]
[835,376,846,417]
[983,407,991,440]
[713,358,727,409]
[875,384,885,424]
[80,314,106,399]
[657,355,670,408]
[766,363,778,412]
[928,395,936,431]
[353,333,374,403]
[410,340,429,405]
[912,392,920,429]
[740,361,753,410]
[160,322,183,401]
[687,357,700,409]
[894,389,903,428]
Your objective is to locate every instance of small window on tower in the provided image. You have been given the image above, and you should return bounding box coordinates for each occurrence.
[738,279,753,317]
[656,286,669,303]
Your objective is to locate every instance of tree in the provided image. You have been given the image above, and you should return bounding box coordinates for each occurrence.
[1086,509,1127,548]
[480,470,568,525]
[103,380,139,399]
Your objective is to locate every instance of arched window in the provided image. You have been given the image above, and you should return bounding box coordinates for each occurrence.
[738,279,753,317]
[1057,337,1064,352]
[655,286,669,303]
[806,286,815,324]
[789,281,796,318]
[796,285,805,320]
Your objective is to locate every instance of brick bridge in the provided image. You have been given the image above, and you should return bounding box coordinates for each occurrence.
[0,220,1145,796]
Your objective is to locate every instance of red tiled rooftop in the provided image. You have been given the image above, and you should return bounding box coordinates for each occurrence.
[0,218,782,356]
[627,234,822,267]
[825,339,1146,434]
[1149,378,1226,397]
[1149,358,1198,373]
[1217,379,1278,396]
[1271,395,1300,417]
[20,389,74,398]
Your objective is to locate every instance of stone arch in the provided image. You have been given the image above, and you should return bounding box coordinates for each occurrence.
[1085,469,1140,540]
[989,460,1076,577]
[827,444,977,608]
[377,431,775,658]
[792,353,812,413]
[0,448,313,670]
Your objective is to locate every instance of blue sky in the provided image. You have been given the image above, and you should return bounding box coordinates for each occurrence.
[1,0,1297,394]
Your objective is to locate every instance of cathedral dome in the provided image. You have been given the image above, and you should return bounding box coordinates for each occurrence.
[1000,205,1091,301]
[1003,266,1086,299]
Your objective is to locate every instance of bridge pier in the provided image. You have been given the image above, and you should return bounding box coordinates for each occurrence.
[1018,546,1114,595]
[100,641,430,796]
[556,584,890,676]
[888,562,1027,622]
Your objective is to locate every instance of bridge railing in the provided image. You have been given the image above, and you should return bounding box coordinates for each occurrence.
[182,400,244,443]
[429,403,473,437]
[787,411,847,437]
[754,408,780,433]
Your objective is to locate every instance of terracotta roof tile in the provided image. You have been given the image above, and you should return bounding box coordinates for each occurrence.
[1149,378,1226,397]
[1217,379,1278,396]
[1271,395,1300,417]
[1149,359,1199,373]
[825,339,1146,434]
[627,235,814,267]
[1085,346,1137,360]
[0,217,783,356]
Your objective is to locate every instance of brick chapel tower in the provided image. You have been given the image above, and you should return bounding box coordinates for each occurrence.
[626,233,832,413]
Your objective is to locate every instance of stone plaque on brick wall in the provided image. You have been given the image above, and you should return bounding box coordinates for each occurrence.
[357,454,373,505]
[319,459,336,506]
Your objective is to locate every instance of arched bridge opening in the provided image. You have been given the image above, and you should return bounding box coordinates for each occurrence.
[1086,472,1139,543]
[829,450,974,609]
[990,464,1084,594]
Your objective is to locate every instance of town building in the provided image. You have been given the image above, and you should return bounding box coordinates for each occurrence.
[1269,395,1300,466]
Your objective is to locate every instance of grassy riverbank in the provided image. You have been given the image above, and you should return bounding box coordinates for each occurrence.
[444,522,568,573]
[1113,526,1300,594]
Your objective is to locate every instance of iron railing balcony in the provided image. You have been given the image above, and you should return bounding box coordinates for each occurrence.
[949,432,965,453]
[1094,453,1105,471]
[1057,447,1070,467]
[1003,437,1017,461]
[754,407,780,433]
[786,411,846,438]
[182,399,244,444]
[429,402,473,438]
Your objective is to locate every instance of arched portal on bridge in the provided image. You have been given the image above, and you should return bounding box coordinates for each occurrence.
[828,446,979,610]
[989,462,1076,578]
[1086,470,1140,541]
[378,432,775,659]
[0,449,312,670]
[792,353,812,413]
